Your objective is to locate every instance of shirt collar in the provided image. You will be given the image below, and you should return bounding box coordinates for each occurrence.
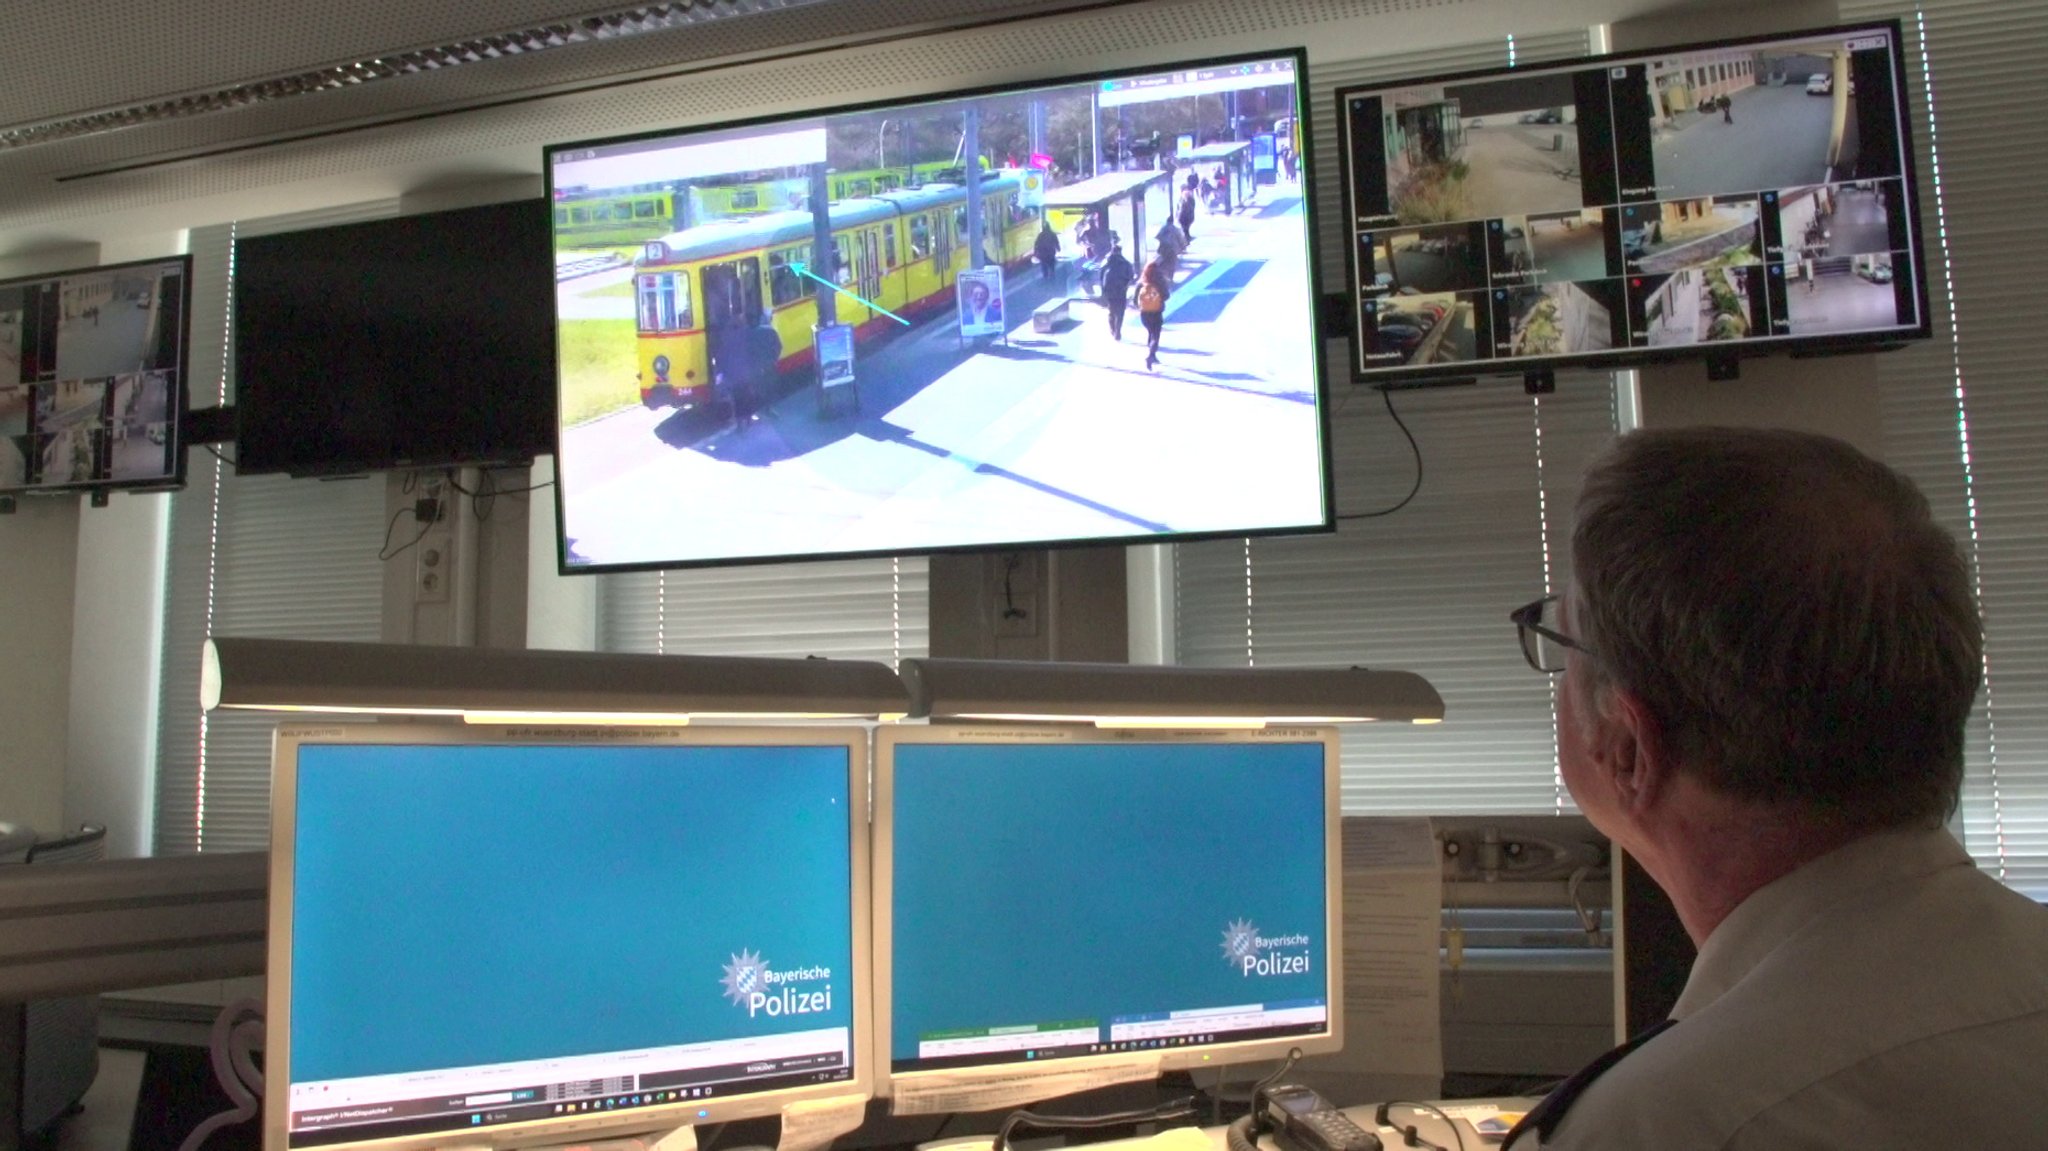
[1671,826,1972,1018]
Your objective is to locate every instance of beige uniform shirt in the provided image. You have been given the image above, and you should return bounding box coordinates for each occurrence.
[1541,828,2048,1149]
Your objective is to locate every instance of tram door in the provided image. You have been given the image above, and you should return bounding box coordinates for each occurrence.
[858,231,882,313]
[702,259,763,388]
[933,211,955,284]
[703,259,763,327]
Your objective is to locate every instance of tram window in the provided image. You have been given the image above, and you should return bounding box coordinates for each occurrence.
[910,215,933,259]
[555,208,569,226]
[733,188,760,210]
[637,271,693,332]
[635,201,658,219]
[884,228,898,269]
[594,203,613,221]
[847,179,872,198]
[571,206,589,224]
[769,245,816,306]
[835,237,855,285]
[878,174,902,192]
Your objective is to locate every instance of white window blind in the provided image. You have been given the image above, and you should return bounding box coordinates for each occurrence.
[154,206,398,855]
[1836,0,2048,898]
[598,557,928,665]
[1179,33,1614,817]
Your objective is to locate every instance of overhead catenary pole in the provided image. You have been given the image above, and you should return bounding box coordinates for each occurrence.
[809,163,837,326]
[963,104,986,268]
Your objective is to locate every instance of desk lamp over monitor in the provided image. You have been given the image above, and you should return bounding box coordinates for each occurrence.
[265,725,872,1150]
[874,726,1343,1107]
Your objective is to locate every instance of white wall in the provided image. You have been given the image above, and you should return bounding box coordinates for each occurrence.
[64,492,170,858]
[0,497,79,834]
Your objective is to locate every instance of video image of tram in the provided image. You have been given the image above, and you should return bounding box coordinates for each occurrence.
[548,53,1327,572]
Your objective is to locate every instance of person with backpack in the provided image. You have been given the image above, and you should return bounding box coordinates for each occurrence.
[1100,238,1134,341]
[1136,258,1171,370]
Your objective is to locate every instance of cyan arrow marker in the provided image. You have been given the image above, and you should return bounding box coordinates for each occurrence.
[790,262,910,326]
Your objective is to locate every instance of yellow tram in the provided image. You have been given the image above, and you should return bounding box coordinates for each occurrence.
[631,172,1040,408]
[553,190,679,247]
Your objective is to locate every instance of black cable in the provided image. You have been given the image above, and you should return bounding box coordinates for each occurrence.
[201,444,235,468]
[1222,1047,1306,1151]
[1250,1047,1304,1103]
[991,1095,1197,1151]
[377,505,434,562]
[1372,1102,1466,1151]
[445,470,555,499]
[1335,385,1423,521]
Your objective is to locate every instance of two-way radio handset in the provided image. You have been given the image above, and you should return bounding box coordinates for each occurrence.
[1260,1084,1383,1151]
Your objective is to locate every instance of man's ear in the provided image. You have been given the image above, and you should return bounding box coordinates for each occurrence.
[1598,687,1673,815]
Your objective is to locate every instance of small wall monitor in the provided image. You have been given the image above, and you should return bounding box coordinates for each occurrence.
[874,725,1342,1098]
[0,255,190,497]
[1335,20,1930,383]
[545,49,1330,573]
[265,725,871,1149]
[232,199,558,477]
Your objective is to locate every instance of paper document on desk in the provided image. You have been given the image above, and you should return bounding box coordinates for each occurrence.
[1337,817,1442,1081]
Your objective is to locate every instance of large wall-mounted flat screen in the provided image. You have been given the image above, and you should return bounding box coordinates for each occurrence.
[1336,21,1930,383]
[265,725,871,1150]
[232,200,558,476]
[545,50,1330,573]
[874,725,1341,1100]
[0,255,189,496]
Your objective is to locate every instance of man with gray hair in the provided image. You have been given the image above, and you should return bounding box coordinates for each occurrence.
[1505,427,2048,1149]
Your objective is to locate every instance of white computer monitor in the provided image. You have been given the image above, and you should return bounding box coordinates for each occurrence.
[873,725,1343,1100]
[264,725,872,1150]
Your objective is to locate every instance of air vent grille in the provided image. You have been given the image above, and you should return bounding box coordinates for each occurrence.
[0,0,826,151]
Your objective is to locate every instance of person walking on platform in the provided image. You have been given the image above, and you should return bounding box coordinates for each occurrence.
[1136,258,1171,371]
[1178,175,1199,244]
[1101,239,1134,341]
[1033,222,1061,283]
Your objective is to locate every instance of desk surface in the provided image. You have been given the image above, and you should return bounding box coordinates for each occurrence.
[933,1099,1537,1151]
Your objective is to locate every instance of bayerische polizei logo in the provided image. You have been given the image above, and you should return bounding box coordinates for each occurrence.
[719,949,834,1017]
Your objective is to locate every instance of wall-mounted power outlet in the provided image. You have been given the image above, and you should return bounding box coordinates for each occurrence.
[415,532,453,603]
[413,474,452,604]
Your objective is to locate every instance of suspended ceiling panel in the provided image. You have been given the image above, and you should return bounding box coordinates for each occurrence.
[0,0,1691,257]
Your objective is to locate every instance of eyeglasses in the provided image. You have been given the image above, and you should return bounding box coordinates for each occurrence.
[1510,594,1592,674]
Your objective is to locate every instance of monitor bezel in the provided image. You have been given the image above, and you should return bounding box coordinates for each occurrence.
[870,723,1345,1097]
[264,723,875,1151]
[1334,18,1932,385]
[0,252,193,498]
[543,46,1333,577]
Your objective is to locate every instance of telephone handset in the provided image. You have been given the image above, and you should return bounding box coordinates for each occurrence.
[1259,1084,1383,1151]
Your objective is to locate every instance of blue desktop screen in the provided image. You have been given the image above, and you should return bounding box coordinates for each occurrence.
[887,739,1329,1067]
[287,741,855,1086]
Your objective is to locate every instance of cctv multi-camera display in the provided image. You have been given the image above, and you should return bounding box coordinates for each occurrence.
[1337,21,1930,382]
[874,726,1341,1092]
[545,50,1329,573]
[0,256,189,496]
[265,726,869,1150]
